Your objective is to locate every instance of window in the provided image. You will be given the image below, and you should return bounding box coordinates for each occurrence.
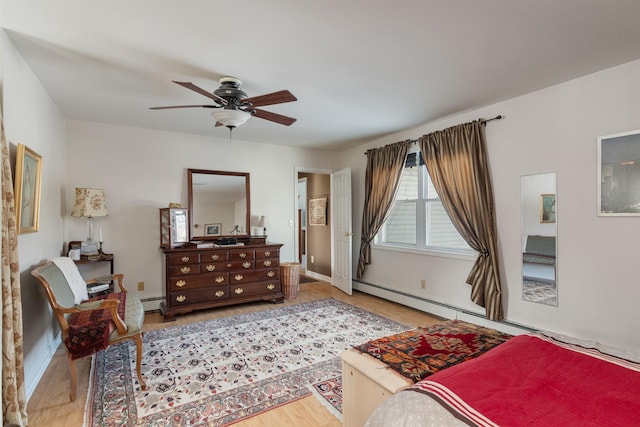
[377,152,472,254]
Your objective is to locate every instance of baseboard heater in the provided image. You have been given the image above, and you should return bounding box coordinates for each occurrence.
[352,279,535,335]
[140,296,164,313]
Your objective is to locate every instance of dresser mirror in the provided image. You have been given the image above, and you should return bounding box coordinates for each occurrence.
[188,169,251,240]
[521,172,557,306]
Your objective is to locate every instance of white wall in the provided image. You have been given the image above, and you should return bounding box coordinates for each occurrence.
[64,120,339,306]
[2,30,68,398]
[342,58,640,351]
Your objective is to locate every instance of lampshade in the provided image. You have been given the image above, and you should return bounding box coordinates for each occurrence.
[71,188,109,218]
[259,216,268,228]
[211,108,251,129]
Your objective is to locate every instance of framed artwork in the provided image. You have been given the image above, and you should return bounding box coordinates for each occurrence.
[309,197,327,226]
[14,144,42,234]
[204,223,222,236]
[597,129,640,216]
[540,194,556,223]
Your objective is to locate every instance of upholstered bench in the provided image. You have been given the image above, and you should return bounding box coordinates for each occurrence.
[523,235,556,266]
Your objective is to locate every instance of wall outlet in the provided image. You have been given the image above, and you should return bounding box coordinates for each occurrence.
[288,219,294,227]
[420,279,426,290]
[137,281,145,291]
[311,255,315,264]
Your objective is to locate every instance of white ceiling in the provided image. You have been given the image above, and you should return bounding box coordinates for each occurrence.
[3,0,640,151]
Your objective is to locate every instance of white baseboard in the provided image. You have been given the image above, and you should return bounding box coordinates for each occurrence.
[26,333,61,401]
[141,297,164,312]
[352,280,532,336]
[303,271,331,283]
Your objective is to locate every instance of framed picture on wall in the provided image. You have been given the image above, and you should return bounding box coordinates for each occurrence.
[309,197,327,226]
[597,129,640,216]
[204,223,222,236]
[540,194,556,223]
[14,143,42,234]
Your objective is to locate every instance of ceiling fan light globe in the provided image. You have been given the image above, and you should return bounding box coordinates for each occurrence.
[211,109,251,128]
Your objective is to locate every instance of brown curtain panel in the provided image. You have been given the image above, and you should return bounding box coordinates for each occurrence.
[418,120,504,321]
[357,140,412,279]
[1,111,28,426]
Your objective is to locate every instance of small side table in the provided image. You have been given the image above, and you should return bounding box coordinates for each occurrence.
[69,241,114,294]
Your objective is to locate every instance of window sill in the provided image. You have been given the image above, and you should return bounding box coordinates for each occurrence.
[372,243,477,262]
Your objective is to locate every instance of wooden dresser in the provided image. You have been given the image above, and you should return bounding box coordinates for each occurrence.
[160,242,284,321]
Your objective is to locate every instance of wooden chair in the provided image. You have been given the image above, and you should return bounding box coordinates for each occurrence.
[31,259,147,401]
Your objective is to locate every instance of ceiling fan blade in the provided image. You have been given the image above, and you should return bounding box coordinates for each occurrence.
[252,108,297,126]
[149,105,218,110]
[172,81,228,105]
[243,90,297,108]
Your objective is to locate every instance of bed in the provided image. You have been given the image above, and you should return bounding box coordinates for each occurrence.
[341,320,512,426]
[363,332,640,426]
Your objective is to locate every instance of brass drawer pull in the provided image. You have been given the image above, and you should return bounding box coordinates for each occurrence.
[267,284,275,290]
[210,254,220,260]
[180,266,191,274]
[234,274,244,281]
[215,276,225,283]
[264,251,271,256]
[242,261,251,269]
[263,260,272,267]
[176,279,186,288]
[176,295,186,303]
[214,290,225,297]
[206,264,216,271]
[267,271,275,278]
[234,287,244,295]
[181,256,190,262]
[226,263,232,268]
[239,252,247,258]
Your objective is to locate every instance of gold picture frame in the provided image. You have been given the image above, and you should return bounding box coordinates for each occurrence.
[14,144,42,234]
[540,194,556,223]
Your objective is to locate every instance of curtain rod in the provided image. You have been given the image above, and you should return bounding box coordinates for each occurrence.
[364,115,503,155]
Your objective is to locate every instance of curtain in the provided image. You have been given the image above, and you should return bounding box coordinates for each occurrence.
[356,140,412,279]
[1,111,28,426]
[418,120,504,321]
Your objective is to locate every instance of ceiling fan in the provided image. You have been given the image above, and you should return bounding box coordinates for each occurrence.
[150,77,297,130]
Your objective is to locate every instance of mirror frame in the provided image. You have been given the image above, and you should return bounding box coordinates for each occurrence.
[187,169,251,241]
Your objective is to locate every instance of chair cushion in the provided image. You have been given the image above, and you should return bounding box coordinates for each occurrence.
[109,292,144,341]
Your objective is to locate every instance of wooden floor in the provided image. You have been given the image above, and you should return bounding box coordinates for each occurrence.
[26,281,443,427]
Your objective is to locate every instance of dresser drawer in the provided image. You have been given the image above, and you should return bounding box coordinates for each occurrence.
[168,264,201,276]
[228,268,279,284]
[167,252,200,265]
[200,251,228,262]
[255,248,279,259]
[201,261,230,273]
[230,281,281,298]
[169,286,229,306]
[229,249,255,261]
[168,273,229,291]
[223,260,255,270]
[256,258,279,268]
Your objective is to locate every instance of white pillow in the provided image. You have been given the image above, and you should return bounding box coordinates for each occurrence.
[51,256,89,304]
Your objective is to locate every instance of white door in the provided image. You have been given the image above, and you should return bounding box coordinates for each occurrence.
[331,167,352,295]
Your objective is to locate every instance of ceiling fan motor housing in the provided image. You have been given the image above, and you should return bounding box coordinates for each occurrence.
[214,77,249,106]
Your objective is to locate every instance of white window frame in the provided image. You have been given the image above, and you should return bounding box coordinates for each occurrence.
[373,150,476,261]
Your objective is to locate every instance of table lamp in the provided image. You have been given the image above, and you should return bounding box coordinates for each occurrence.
[259,215,268,237]
[71,188,108,254]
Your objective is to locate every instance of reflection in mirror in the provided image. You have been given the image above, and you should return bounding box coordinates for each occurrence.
[188,169,250,240]
[521,172,557,306]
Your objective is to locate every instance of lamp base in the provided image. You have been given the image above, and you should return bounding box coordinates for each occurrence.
[81,241,99,255]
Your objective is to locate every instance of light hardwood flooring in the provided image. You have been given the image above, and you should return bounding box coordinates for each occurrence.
[27,281,443,426]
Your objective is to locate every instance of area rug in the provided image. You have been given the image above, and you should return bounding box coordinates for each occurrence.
[85,298,409,426]
[352,319,512,382]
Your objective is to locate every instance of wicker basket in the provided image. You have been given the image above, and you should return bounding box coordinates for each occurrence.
[280,262,301,299]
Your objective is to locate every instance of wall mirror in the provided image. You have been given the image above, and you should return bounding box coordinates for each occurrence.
[188,169,251,240]
[521,172,557,306]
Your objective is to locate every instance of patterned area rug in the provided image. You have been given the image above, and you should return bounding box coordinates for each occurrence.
[86,298,408,426]
[352,320,512,382]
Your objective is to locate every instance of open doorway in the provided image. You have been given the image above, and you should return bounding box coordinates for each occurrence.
[296,170,332,281]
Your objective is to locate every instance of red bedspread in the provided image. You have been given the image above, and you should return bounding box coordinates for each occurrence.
[409,334,640,426]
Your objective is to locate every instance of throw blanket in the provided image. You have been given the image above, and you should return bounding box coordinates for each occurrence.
[409,334,640,426]
[65,292,127,360]
[353,320,511,382]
